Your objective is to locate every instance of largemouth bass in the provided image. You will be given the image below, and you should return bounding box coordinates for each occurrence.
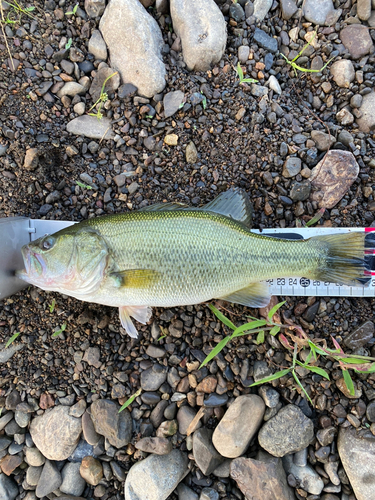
[17,189,369,337]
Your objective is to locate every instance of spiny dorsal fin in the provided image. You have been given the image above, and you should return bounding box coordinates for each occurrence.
[202,188,253,228]
[218,282,271,308]
[110,269,160,288]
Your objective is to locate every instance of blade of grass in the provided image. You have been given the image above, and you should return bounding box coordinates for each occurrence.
[5,332,20,348]
[209,304,236,330]
[269,325,280,336]
[256,330,265,344]
[249,368,291,387]
[268,301,286,322]
[296,362,330,380]
[119,388,142,413]
[200,336,232,368]
[232,319,267,337]
[292,370,313,404]
[342,369,355,396]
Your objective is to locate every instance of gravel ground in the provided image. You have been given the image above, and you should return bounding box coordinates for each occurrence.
[1,0,375,499]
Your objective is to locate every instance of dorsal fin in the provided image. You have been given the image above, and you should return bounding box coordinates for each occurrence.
[138,188,253,227]
[202,188,253,228]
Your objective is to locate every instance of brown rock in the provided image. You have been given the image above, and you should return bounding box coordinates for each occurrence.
[39,393,55,409]
[80,456,103,486]
[340,25,374,59]
[309,150,359,209]
[357,91,375,133]
[230,452,295,500]
[196,376,218,393]
[135,437,173,455]
[0,454,22,475]
[23,148,40,170]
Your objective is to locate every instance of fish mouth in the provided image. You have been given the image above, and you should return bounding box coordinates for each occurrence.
[16,245,45,284]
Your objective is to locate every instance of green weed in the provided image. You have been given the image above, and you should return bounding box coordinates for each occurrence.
[119,388,142,413]
[280,31,333,77]
[76,180,93,190]
[236,62,258,86]
[49,299,56,313]
[52,323,67,338]
[2,0,35,24]
[207,302,375,404]
[66,3,78,15]
[5,331,20,348]
[65,38,72,50]
[296,207,326,228]
[88,71,118,120]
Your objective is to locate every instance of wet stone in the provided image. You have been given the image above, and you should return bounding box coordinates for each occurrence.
[203,393,228,407]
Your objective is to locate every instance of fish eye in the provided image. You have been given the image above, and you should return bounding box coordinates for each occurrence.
[41,236,55,251]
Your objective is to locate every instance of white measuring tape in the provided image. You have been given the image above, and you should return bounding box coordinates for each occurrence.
[253,227,375,298]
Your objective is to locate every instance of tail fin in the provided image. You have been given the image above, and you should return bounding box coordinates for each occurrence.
[310,232,369,287]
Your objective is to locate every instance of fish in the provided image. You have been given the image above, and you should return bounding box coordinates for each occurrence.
[17,188,370,338]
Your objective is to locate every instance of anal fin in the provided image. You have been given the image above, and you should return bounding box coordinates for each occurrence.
[119,305,153,338]
[218,282,271,308]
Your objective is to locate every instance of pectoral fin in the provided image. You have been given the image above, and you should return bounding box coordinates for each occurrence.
[119,305,153,338]
[218,282,271,308]
[110,269,160,288]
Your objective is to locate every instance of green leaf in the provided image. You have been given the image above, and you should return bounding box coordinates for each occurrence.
[304,349,313,364]
[301,363,330,380]
[267,301,286,322]
[65,38,72,50]
[249,368,291,387]
[208,304,236,330]
[292,370,313,404]
[256,330,265,344]
[241,78,258,84]
[119,388,142,413]
[49,299,56,313]
[199,336,232,368]
[342,369,355,396]
[236,62,244,81]
[269,325,280,336]
[339,357,373,364]
[52,323,67,338]
[232,320,267,337]
[5,332,21,348]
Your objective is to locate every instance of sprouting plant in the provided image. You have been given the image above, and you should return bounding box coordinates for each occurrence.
[207,302,375,404]
[119,388,142,413]
[5,331,21,348]
[52,322,67,338]
[88,71,118,120]
[65,38,72,50]
[66,3,78,15]
[200,301,286,369]
[76,180,92,190]
[296,207,326,228]
[2,0,35,24]
[280,31,334,77]
[49,299,56,313]
[236,62,258,85]
[200,91,207,110]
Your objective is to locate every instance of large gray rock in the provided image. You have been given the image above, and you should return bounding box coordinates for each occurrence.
[309,150,359,209]
[35,460,62,498]
[0,473,18,500]
[124,449,188,500]
[170,0,226,72]
[212,395,265,458]
[230,451,295,500]
[303,0,336,25]
[90,399,132,449]
[99,0,166,97]
[330,59,355,88]
[60,462,86,497]
[340,25,374,60]
[338,427,375,500]
[67,116,115,140]
[29,406,82,461]
[258,405,314,457]
[357,91,375,133]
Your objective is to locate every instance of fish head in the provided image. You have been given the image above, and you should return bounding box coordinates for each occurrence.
[17,227,109,295]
